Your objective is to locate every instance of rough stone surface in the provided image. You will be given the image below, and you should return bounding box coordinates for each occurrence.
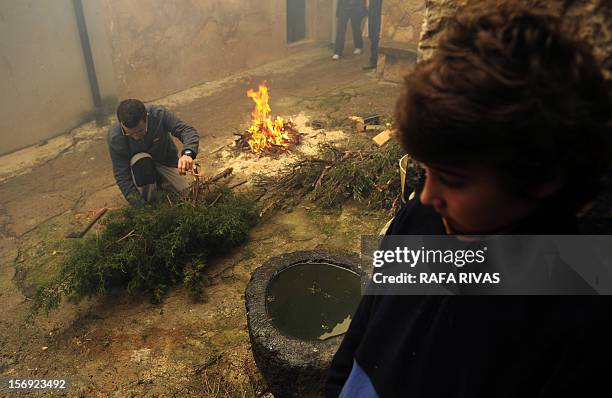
[245,251,367,398]
[381,0,425,45]
[377,55,416,83]
[377,0,424,81]
[101,0,282,100]
[418,0,612,82]
[100,0,333,101]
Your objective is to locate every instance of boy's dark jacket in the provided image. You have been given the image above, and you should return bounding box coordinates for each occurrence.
[326,196,610,397]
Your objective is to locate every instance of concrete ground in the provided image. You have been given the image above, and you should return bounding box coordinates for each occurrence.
[0,47,403,397]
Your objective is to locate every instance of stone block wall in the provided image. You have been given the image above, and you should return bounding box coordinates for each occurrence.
[418,0,612,83]
[101,0,333,101]
[380,0,425,45]
[376,0,425,82]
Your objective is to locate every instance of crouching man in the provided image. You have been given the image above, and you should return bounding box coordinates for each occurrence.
[107,99,200,206]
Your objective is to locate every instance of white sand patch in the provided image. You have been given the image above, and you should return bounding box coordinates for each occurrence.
[216,113,348,182]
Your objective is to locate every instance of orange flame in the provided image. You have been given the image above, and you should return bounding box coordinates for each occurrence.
[246,83,291,154]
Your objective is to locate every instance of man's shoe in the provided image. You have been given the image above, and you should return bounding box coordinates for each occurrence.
[332,54,341,60]
[353,48,363,55]
[362,63,376,70]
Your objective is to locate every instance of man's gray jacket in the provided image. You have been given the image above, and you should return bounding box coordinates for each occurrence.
[107,105,199,205]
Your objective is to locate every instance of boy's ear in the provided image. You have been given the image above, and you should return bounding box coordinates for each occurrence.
[531,172,565,199]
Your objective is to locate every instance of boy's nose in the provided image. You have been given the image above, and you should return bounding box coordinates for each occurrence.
[420,177,445,211]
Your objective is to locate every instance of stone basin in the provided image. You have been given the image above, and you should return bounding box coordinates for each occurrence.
[245,250,366,398]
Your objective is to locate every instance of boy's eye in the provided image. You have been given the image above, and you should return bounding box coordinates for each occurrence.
[428,170,465,188]
[437,175,465,188]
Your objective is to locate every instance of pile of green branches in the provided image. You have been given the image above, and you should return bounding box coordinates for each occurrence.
[254,140,408,213]
[32,188,258,314]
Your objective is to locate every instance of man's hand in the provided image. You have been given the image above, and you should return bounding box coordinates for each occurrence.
[178,155,194,175]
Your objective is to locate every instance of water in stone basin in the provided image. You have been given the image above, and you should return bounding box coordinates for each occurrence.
[266,262,361,340]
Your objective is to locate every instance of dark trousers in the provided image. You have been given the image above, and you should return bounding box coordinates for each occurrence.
[368,0,383,66]
[334,8,364,55]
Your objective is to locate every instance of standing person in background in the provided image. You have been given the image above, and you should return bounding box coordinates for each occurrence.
[333,0,368,60]
[363,0,383,70]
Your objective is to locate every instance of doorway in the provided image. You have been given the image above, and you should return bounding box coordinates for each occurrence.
[287,0,306,43]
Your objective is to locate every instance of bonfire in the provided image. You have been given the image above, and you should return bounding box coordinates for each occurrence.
[236,82,300,154]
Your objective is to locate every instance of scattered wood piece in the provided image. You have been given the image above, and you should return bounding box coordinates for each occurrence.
[205,167,233,185]
[310,120,324,129]
[187,167,234,203]
[104,228,137,250]
[255,191,268,202]
[355,122,365,132]
[193,353,223,375]
[364,115,381,125]
[209,193,222,207]
[349,116,364,124]
[116,229,136,243]
[209,144,226,154]
[228,180,248,189]
[365,124,384,131]
[340,151,353,161]
[372,129,394,147]
[313,166,331,190]
[66,207,108,239]
[259,200,279,217]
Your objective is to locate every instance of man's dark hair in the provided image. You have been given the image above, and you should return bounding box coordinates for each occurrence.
[117,99,147,128]
[395,1,611,213]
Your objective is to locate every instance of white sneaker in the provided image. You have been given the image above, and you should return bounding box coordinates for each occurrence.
[353,48,362,55]
[332,54,340,60]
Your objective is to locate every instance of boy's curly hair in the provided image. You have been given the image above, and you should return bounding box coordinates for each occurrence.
[395,0,611,213]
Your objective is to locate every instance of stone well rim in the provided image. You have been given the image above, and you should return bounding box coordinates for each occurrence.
[245,250,367,366]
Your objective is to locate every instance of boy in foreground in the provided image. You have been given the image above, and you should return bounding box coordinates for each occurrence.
[326,1,611,397]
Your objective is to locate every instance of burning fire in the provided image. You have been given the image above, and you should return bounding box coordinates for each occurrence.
[245,83,296,154]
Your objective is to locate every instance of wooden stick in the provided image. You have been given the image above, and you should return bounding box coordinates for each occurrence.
[209,193,223,207]
[203,167,233,185]
[228,180,248,189]
[313,166,331,189]
[66,207,108,238]
[116,229,135,243]
[209,144,226,154]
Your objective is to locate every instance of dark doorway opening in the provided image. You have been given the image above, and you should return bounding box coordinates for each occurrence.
[287,0,306,43]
